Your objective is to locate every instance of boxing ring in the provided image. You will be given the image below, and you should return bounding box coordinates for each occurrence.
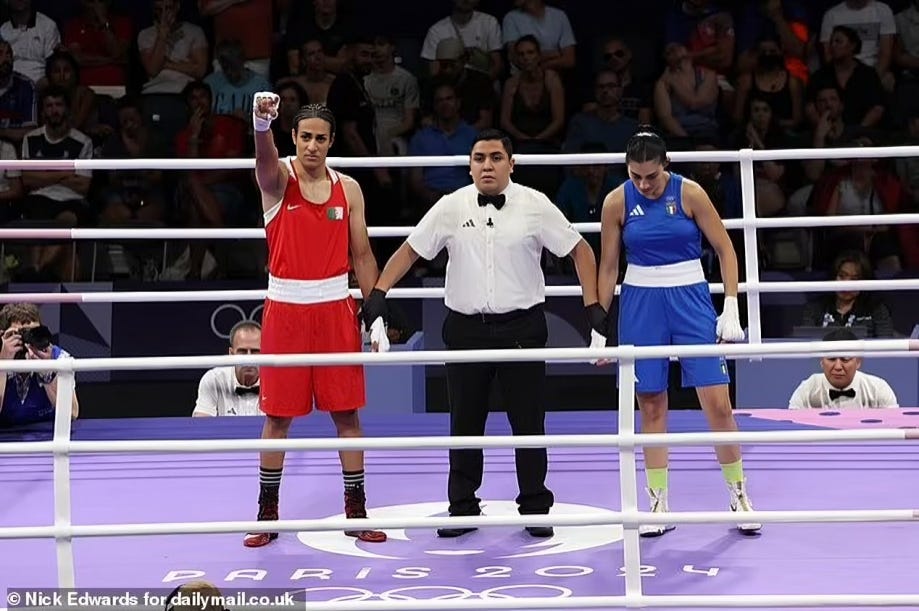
[1,146,919,610]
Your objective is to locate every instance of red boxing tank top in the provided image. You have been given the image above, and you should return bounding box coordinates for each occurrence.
[264,159,351,281]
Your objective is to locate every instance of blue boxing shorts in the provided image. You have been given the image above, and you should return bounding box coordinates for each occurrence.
[617,263,729,394]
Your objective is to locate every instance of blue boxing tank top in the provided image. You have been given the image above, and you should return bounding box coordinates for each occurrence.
[622,172,702,266]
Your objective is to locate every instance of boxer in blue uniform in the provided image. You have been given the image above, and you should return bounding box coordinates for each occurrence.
[596,129,760,537]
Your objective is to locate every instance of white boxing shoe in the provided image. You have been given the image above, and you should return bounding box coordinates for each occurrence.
[638,488,676,537]
[729,480,762,535]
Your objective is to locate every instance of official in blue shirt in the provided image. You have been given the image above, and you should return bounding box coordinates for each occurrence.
[0,315,78,428]
[597,127,759,538]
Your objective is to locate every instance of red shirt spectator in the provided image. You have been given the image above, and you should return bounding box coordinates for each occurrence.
[62,2,132,87]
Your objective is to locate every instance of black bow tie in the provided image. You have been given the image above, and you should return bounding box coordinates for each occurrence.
[829,388,856,400]
[235,386,259,396]
[478,193,505,210]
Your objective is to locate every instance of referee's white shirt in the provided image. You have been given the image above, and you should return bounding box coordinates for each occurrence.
[407,180,582,314]
[788,370,899,409]
[193,366,264,416]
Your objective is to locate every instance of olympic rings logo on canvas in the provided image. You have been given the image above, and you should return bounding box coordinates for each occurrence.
[292,584,572,602]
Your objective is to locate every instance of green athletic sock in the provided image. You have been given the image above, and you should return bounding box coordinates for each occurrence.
[720,460,744,485]
[645,467,668,491]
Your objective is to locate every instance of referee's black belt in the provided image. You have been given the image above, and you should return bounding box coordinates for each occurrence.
[449,303,544,324]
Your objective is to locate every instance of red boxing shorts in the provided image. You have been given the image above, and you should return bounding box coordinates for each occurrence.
[259,296,365,417]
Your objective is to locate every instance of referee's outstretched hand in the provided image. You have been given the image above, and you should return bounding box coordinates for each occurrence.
[586,303,611,366]
[586,303,609,337]
[362,288,390,353]
[362,288,388,329]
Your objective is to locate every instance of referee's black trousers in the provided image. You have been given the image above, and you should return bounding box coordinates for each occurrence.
[442,304,554,517]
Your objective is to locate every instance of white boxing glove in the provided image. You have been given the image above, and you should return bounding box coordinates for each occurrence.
[252,91,280,132]
[369,317,390,353]
[716,296,746,343]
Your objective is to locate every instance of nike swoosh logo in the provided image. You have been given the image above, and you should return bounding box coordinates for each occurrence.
[286,204,301,211]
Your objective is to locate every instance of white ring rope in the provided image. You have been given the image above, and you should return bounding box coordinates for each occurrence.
[0,211,915,241]
[4,147,919,609]
[1,278,917,305]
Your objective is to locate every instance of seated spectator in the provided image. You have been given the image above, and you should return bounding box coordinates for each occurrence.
[277,39,336,105]
[0,40,37,146]
[198,0,273,78]
[41,50,113,145]
[284,0,352,75]
[137,0,208,95]
[663,0,736,86]
[733,95,791,217]
[270,81,309,158]
[97,96,170,225]
[563,69,637,156]
[173,81,248,279]
[894,1,919,125]
[19,86,93,282]
[0,137,24,224]
[807,25,885,128]
[61,0,133,87]
[406,80,477,220]
[554,141,620,255]
[364,33,420,156]
[137,0,208,147]
[0,0,60,85]
[499,35,565,152]
[502,0,576,74]
[788,328,898,409]
[0,303,79,427]
[421,0,504,81]
[421,38,496,131]
[592,36,653,124]
[810,139,905,272]
[735,0,810,83]
[653,42,720,145]
[733,35,804,131]
[802,84,869,183]
[686,139,742,220]
[204,39,272,121]
[800,249,894,337]
[193,321,262,417]
[820,0,896,89]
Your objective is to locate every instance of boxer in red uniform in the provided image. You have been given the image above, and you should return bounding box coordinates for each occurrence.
[244,92,388,547]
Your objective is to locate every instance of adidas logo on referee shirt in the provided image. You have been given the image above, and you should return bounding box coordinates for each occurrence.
[462,219,475,227]
[629,205,645,217]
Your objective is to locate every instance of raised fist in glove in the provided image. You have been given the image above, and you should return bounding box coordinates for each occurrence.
[716,296,746,343]
[252,91,280,132]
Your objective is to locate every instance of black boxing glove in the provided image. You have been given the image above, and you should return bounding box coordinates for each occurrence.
[585,303,609,337]
[361,288,388,328]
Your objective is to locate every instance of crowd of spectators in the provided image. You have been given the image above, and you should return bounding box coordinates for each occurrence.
[0,0,917,291]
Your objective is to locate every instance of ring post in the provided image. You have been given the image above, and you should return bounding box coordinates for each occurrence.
[51,358,76,588]
[617,345,642,605]
[738,148,762,354]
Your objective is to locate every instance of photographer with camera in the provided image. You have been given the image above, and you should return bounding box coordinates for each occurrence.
[0,303,79,427]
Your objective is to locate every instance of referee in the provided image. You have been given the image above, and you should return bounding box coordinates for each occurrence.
[362,129,608,538]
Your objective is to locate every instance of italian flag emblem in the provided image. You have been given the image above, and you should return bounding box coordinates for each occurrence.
[327,206,344,220]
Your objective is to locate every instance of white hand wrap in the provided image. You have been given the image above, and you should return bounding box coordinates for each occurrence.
[589,329,607,365]
[252,91,279,132]
[369,317,390,353]
[716,296,746,342]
